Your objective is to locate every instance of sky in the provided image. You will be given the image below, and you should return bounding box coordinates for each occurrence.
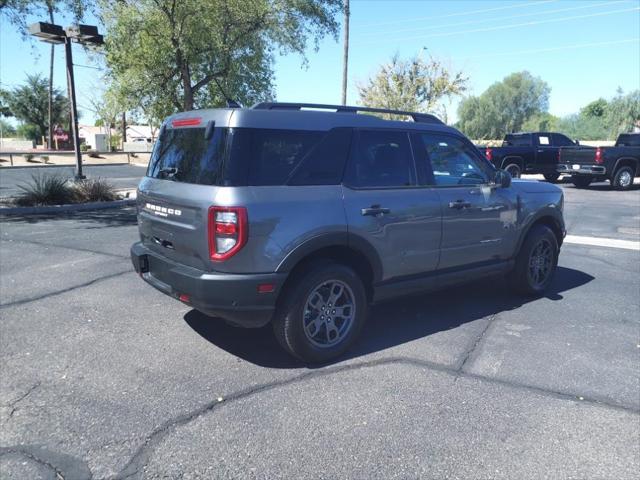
[1,0,639,127]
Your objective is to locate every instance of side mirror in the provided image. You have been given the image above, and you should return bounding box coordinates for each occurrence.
[494,169,512,188]
[575,140,580,145]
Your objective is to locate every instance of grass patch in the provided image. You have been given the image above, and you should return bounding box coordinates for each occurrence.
[13,174,121,206]
[15,173,76,206]
[73,178,119,202]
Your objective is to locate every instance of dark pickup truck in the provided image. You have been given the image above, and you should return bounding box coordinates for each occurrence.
[483,132,579,182]
[557,133,640,190]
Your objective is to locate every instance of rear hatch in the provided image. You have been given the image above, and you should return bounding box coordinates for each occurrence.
[137,111,240,271]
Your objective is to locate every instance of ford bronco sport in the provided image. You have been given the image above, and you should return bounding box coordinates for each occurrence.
[131,102,565,363]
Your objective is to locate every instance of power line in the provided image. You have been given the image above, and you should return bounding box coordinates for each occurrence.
[456,38,640,60]
[355,0,629,38]
[355,6,640,46]
[355,0,557,28]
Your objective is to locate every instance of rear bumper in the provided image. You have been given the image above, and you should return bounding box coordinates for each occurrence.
[131,242,286,328]
[557,164,607,175]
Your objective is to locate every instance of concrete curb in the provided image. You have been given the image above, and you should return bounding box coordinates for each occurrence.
[0,198,136,216]
[0,162,147,169]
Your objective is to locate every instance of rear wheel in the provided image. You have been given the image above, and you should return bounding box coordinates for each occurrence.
[611,166,634,190]
[504,163,522,179]
[273,263,368,363]
[571,176,592,188]
[509,225,558,296]
[543,173,560,183]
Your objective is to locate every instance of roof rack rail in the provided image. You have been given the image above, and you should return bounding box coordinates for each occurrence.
[251,102,444,125]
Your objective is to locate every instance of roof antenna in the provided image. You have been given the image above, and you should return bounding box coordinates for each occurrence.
[213,77,242,108]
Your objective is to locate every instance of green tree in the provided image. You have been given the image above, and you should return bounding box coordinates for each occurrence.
[557,114,608,141]
[4,73,69,143]
[605,89,640,137]
[101,0,341,117]
[581,98,608,118]
[521,112,560,132]
[357,52,468,120]
[457,71,551,139]
[0,118,17,136]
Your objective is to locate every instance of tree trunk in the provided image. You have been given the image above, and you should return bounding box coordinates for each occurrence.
[121,112,127,149]
[182,65,193,111]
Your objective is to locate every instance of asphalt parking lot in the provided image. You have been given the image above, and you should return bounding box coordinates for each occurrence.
[0,182,639,479]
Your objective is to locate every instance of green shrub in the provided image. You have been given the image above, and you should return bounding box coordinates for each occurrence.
[72,178,119,202]
[80,144,90,152]
[41,155,50,164]
[15,173,76,206]
[23,153,37,163]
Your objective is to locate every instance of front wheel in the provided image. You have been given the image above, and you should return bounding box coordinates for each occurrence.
[509,225,558,296]
[571,176,592,188]
[611,166,634,190]
[273,263,368,363]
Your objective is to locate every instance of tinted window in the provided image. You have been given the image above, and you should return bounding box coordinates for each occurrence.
[537,135,551,146]
[553,133,575,147]
[236,129,323,186]
[616,134,640,147]
[503,134,531,146]
[419,133,491,186]
[288,128,352,185]
[344,130,415,188]
[147,126,229,185]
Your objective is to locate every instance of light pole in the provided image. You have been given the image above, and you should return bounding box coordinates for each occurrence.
[28,22,104,180]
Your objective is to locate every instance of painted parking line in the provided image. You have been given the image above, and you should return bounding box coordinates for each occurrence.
[565,234,640,251]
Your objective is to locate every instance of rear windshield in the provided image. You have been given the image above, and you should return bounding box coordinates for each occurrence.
[147,126,351,186]
[147,126,229,185]
[616,134,640,147]
[503,134,531,147]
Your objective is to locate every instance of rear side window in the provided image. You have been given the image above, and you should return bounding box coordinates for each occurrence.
[617,134,640,147]
[237,129,323,186]
[553,133,575,147]
[344,130,415,188]
[288,128,352,185]
[503,134,531,147]
[147,126,229,185]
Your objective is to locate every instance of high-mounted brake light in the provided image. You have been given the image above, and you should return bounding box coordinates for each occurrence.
[594,147,603,164]
[208,206,248,261]
[172,117,202,127]
[485,147,493,162]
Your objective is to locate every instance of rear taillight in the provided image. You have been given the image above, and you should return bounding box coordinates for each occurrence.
[485,147,493,162]
[595,147,603,164]
[208,206,247,261]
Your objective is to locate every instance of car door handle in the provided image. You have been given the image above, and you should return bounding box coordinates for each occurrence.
[361,205,391,216]
[537,149,544,153]
[448,200,472,210]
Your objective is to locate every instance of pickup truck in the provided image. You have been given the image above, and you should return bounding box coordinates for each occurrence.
[557,133,640,190]
[483,132,579,182]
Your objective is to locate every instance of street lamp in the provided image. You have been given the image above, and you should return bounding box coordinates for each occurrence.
[29,22,104,180]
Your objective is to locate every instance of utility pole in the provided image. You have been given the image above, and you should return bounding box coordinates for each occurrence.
[64,36,84,179]
[341,0,350,106]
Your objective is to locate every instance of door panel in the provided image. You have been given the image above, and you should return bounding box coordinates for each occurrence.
[437,185,517,269]
[342,129,442,281]
[534,133,557,171]
[413,132,518,269]
[342,187,442,281]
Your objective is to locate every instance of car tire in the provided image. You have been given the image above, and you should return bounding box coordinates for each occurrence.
[543,173,560,183]
[611,166,635,190]
[571,176,592,188]
[504,163,522,178]
[509,224,558,297]
[273,262,368,363]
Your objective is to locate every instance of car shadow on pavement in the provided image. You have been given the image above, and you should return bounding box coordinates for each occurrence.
[184,266,594,369]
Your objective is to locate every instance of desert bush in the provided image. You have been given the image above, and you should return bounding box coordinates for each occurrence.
[15,173,76,206]
[72,177,119,202]
[41,155,50,164]
[23,153,36,163]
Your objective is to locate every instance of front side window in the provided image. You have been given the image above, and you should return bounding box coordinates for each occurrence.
[418,133,491,186]
[553,133,575,147]
[344,130,415,188]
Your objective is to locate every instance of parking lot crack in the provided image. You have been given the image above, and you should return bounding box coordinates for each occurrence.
[0,445,92,480]
[0,269,132,309]
[455,314,497,374]
[2,382,41,411]
[0,238,130,261]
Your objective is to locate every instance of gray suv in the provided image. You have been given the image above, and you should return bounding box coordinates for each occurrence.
[131,102,565,362]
